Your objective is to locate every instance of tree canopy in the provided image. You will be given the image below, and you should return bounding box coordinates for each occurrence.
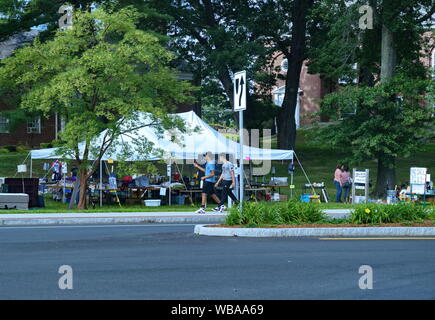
[0,6,194,208]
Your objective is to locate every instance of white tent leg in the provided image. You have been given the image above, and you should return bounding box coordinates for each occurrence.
[30,155,33,178]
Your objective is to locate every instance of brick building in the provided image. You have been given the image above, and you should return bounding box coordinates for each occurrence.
[268,31,434,128]
[0,31,199,148]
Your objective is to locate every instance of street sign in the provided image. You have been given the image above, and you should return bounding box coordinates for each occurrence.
[233,71,247,111]
[233,70,247,211]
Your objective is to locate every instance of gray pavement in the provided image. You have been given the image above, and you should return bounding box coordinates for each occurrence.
[0,223,434,300]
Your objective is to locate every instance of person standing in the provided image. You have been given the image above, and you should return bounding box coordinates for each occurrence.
[193,152,221,214]
[340,165,351,204]
[333,164,343,203]
[214,153,239,212]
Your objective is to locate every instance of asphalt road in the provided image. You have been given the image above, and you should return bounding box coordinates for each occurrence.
[0,224,434,300]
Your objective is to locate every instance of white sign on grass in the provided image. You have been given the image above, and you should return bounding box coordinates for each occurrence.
[354,171,367,184]
[410,167,427,185]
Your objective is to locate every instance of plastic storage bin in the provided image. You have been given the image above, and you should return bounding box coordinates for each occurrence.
[144,199,161,207]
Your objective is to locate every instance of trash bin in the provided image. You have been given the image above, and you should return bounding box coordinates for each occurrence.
[387,190,397,204]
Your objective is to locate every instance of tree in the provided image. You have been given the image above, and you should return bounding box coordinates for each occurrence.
[311,75,433,195]
[0,7,194,209]
[144,0,279,131]
[247,0,316,149]
[307,0,434,196]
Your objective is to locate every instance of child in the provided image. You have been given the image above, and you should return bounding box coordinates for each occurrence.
[193,152,221,214]
[214,153,239,212]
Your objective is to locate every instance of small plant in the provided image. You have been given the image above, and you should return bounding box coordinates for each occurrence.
[226,206,243,225]
[225,200,324,226]
[351,203,431,224]
[281,200,325,224]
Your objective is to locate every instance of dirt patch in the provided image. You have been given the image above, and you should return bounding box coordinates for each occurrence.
[210,220,435,228]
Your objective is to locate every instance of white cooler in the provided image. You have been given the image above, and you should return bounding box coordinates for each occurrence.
[0,193,29,210]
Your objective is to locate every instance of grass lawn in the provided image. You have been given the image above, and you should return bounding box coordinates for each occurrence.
[1,130,434,213]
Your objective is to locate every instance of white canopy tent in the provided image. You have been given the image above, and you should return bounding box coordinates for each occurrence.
[25,111,319,208]
[30,111,293,162]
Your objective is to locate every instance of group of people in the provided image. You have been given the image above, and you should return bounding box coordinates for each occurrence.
[193,152,239,214]
[333,164,352,203]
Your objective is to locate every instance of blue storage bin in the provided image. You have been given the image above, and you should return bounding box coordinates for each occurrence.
[300,194,311,203]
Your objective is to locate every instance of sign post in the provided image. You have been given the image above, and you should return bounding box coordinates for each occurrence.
[352,169,369,204]
[167,163,172,206]
[234,71,247,211]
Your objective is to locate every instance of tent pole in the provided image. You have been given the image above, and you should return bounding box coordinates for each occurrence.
[294,151,316,195]
[30,153,33,178]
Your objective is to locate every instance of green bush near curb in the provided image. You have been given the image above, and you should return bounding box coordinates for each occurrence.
[350,203,434,224]
[225,201,325,226]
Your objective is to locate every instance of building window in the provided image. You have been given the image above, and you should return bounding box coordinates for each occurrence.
[27,117,41,134]
[272,86,285,107]
[0,115,9,133]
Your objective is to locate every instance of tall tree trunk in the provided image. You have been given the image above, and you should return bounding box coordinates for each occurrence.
[374,153,396,196]
[374,23,397,196]
[277,0,312,150]
[380,25,396,80]
[77,169,89,210]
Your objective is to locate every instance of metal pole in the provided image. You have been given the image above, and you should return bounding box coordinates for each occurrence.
[365,169,370,203]
[239,110,244,210]
[290,158,294,199]
[30,156,33,178]
[99,160,103,207]
[168,163,171,206]
[352,168,356,204]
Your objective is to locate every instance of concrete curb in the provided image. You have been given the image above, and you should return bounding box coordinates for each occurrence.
[0,209,351,226]
[0,215,226,226]
[194,225,435,237]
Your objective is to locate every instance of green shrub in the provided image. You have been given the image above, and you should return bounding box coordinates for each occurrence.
[40,142,53,149]
[0,148,9,154]
[226,206,243,225]
[2,145,17,152]
[261,202,285,225]
[225,200,325,226]
[351,203,431,224]
[16,145,29,153]
[281,200,325,224]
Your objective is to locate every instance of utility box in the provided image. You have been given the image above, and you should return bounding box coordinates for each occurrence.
[0,193,29,210]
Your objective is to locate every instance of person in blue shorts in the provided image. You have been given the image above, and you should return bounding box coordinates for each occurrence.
[193,151,221,214]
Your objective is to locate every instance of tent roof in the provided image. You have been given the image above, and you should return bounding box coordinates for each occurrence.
[31,111,293,161]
